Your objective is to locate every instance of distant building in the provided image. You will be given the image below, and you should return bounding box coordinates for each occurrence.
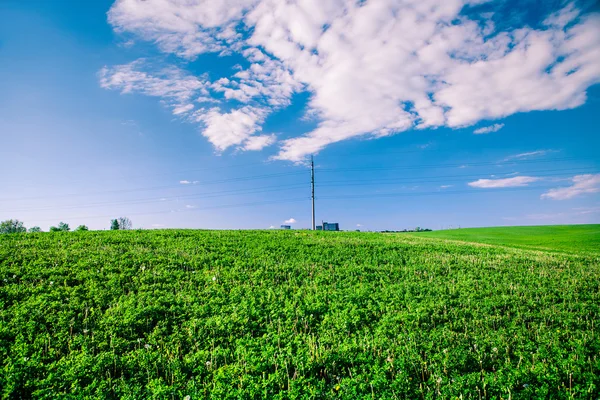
[280,225,291,230]
[316,225,323,230]
[322,222,340,231]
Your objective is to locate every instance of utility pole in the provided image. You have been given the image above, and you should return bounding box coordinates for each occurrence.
[311,155,316,230]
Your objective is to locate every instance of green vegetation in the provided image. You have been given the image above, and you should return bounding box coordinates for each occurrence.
[1,230,598,398]
[414,224,600,253]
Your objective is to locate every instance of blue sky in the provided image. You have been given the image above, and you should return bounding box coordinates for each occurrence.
[1,0,599,231]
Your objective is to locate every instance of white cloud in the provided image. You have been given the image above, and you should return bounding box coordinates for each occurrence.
[185,204,196,209]
[243,134,276,151]
[474,123,504,134]
[100,61,282,152]
[179,180,191,184]
[107,0,259,58]
[193,106,268,151]
[284,218,296,224]
[468,176,540,188]
[440,185,454,189]
[173,104,195,115]
[541,174,600,200]
[99,61,208,106]
[356,223,362,227]
[503,149,555,161]
[103,0,600,161]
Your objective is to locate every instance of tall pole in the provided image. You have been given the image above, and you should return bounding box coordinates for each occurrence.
[311,155,316,230]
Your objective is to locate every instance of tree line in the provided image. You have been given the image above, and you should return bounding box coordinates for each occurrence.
[0,217,132,234]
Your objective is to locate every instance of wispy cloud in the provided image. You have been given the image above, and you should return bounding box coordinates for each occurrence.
[179,180,191,184]
[526,212,568,220]
[440,185,453,189]
[474,123,504,134]
[503,150,557,161]
[185,204,196,209]
[284,218,296,224]
[572,206,600,215]
[541,174,600,200]
[468,176,540,188]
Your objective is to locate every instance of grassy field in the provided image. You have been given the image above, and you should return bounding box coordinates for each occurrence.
[1,229,599,399]
[414,224,600,254]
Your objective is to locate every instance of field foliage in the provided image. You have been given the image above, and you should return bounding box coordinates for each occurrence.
[1,230,599,399]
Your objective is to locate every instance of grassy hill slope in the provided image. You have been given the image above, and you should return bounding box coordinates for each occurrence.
[413,224,600,253]
[1,230,598,398]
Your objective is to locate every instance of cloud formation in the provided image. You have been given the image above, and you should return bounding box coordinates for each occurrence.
[102,0,600,161]
[541,174,600,200]
[468,176,540,188]
[474,123,504,134]
[284,218,296,224]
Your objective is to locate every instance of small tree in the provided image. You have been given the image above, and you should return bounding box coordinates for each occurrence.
[50,222,70,232]
[0,220,26,234]
[110,219,120,230]
[118,217,132,230]
[75,225,89,232]
[28,226,42,233]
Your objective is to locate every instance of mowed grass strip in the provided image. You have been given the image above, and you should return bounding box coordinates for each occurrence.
[413,224,600,254]
[0,230,598,399]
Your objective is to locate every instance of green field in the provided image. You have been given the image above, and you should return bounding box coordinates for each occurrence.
[1,229,599,398]
[414,224,600,254]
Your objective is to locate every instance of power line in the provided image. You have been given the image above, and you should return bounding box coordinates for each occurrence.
[22,185,565,225]
[3,166,591,213]
[317,185,561,200]
[317,157,586,172]
[25,197,310,223]
[3,158,588,204]
[0,160,281,188]
[4,183,308,213]
[317,169,596,187]
[0,170,309,203]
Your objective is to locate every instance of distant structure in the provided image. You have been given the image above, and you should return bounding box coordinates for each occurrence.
[280,225,291,230]
[316,225,322,231]
[322,222,339,231]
